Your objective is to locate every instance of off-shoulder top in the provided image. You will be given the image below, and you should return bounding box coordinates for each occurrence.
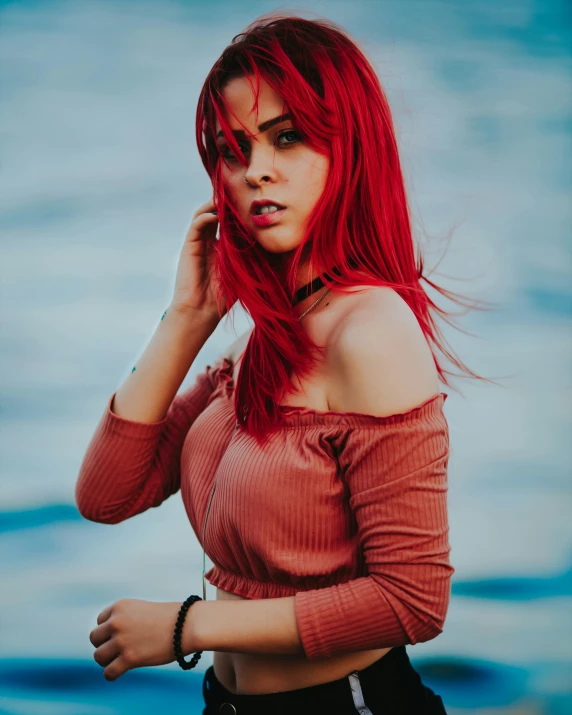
[75,354,454,660]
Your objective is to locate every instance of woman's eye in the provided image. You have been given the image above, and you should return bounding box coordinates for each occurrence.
[219,145,244,162]
[219,129,302,162]
[275,129,302,147]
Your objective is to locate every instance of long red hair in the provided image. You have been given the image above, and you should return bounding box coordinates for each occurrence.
[195,12,496,445]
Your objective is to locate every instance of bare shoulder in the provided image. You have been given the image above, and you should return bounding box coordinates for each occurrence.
[327,286,441,416]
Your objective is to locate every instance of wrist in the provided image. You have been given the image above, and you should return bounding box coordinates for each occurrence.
[168,303,221,330]
[164,305,220,339]
[181,598,210,655]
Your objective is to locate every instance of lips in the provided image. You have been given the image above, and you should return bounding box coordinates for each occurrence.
[251,207,287,227]
[249,199,286,215]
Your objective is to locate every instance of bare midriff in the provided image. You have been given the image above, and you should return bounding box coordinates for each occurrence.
[212,587,393,695]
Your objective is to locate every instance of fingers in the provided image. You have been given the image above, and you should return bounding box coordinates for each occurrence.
[103,654,130,682]
[184,210,220,244]
[96,605,112,625]
[190,212,219,229]
[90,602,133,681]
[91,622,126,681]
[90,619,113,647]
[93,636,121,668]
[192,198,217,220]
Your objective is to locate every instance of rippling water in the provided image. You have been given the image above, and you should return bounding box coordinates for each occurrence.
[1,0,571,712]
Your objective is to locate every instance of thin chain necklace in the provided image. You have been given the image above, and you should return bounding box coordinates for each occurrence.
[297,287,331,321]
[201,278,329,599]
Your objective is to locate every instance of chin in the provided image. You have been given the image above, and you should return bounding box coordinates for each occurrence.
[256,239,302,255]
[252,229,302,255]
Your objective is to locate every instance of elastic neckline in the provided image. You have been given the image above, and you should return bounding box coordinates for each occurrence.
[216,356,448,428]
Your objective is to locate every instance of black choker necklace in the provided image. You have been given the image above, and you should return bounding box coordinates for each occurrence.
[292,267,342,307]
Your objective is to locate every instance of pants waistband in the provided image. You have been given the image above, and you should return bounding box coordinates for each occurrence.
[202,646,414,714]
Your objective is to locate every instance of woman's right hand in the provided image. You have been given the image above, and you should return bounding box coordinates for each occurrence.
[169,198,227,324]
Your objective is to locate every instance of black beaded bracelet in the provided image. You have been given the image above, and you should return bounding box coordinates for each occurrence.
[173,594,203,670]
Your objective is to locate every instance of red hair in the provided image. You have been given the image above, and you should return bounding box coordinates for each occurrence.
[195,12,497,445]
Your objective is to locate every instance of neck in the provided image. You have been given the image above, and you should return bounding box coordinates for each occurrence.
[292,260,340,313]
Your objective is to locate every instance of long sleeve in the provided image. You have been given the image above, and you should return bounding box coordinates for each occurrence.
[294,393,454,660]
[75,357,225,524]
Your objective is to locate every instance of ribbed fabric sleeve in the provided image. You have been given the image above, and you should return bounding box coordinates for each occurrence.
[294,397,454,660]
[74,358,224,524]
[75,350,454,663]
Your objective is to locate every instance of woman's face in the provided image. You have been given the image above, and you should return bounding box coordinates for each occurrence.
[215,75,330,255]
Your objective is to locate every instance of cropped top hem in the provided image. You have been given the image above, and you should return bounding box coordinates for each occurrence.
[205,565,299,599]
[218,356,448,428]
[77,350,453,659]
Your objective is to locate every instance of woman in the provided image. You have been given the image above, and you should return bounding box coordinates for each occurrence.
[76,13,489,714]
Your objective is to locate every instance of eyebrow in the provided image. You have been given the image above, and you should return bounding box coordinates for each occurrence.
[216,113,293,140]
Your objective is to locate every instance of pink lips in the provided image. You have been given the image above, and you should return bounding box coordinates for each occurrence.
[251,208,287,227]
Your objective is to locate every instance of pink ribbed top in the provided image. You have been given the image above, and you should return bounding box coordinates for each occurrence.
[75,355,454,660]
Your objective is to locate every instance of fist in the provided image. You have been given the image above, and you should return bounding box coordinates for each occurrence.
[89,598,185,681]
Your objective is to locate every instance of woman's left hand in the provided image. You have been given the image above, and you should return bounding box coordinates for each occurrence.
[89,599,182,681]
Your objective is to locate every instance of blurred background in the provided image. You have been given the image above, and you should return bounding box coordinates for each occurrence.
[1,0,571,712]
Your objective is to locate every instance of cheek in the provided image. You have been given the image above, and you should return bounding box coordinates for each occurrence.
[303,149,328,177]
[220,170,245,205]
[220,165,237,187]
[300,154,329,198]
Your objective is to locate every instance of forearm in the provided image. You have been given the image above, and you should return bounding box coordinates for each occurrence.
[112,305,219,424]
[185,597,305,657]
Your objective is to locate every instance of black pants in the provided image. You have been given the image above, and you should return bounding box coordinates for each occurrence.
[201,645,447,714]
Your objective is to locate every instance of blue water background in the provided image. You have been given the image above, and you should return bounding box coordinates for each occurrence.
[1,0,571,712]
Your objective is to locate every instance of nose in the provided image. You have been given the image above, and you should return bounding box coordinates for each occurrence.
[243,144,278,186]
